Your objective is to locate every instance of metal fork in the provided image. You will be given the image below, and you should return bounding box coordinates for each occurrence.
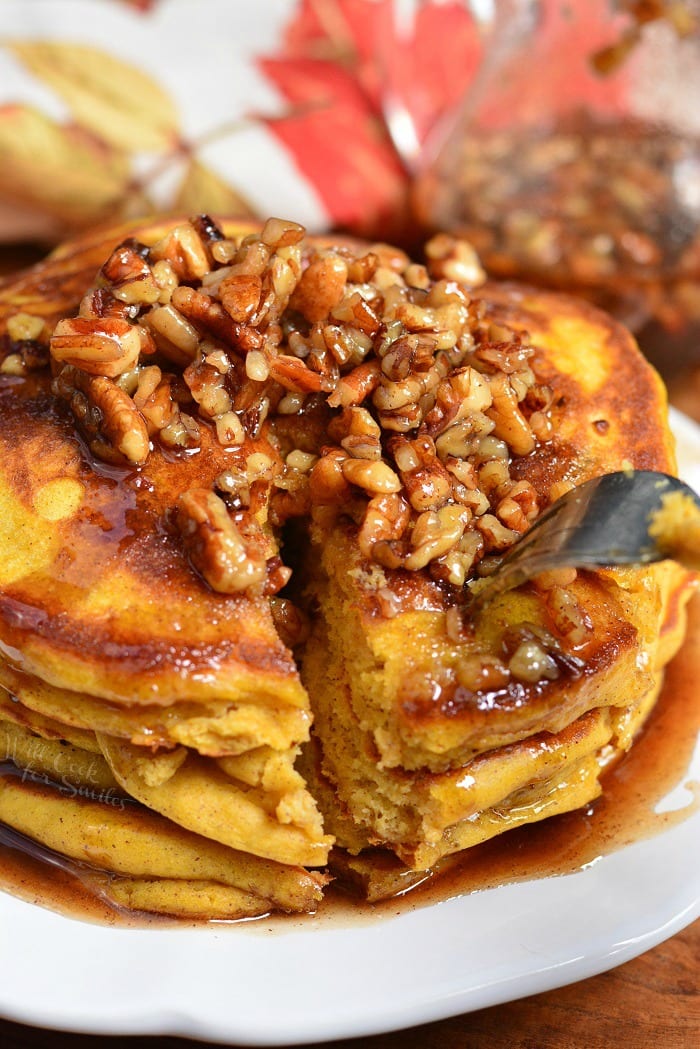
[469,470,700,609]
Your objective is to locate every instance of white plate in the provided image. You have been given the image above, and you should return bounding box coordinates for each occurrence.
[1,407,699,1046]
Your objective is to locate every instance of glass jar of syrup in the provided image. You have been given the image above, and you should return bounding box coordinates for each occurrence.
[412,0,700,376]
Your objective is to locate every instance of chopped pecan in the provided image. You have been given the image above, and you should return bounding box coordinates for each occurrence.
[171,285,263,353]
[175,488,267,595]
[289,254,348,323]
[270,596,310,648]
[267,354,334,393]
[145,305,200,365]
[191,214,225,255]
[486,373,536,457]
[219,273,264,324]
[150,222,211,282]
[101,242,159,306]
[327,360,381,408]
[50,317,144,379]
[357,492,410,560]
[53,365,150,465]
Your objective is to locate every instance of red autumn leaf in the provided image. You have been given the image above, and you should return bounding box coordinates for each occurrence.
[259,0,481,238]
[378,1,483,147]
[259,53,407,238]
[274,0,390,111]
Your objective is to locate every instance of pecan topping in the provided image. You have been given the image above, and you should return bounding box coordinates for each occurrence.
[53,365,150,465]
[175,489,268,596]
[46,213,555,593]
[51,317,144,378]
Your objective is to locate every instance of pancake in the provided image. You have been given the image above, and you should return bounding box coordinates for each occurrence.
[299,284,692,871]
[0,214,695,917]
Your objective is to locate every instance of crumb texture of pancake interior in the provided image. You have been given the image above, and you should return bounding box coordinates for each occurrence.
[0,214,694,918]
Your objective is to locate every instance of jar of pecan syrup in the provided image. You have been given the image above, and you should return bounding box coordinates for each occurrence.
[411,0,700,376]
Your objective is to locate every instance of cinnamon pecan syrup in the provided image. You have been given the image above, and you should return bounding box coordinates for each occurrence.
[1,598,699,931]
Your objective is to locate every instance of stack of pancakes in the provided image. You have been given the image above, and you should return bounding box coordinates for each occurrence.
[0,235,331,916]
[0,217,693,917]
[299,285,692,890]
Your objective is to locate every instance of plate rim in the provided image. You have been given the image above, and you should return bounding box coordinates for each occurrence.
[0,819,698,1045]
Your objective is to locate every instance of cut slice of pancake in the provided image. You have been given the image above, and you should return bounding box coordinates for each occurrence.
[96,733,327,866]
[299,286,695,872]
[0,680,331,917]
[300,552,689,870]
[0,214,695,918]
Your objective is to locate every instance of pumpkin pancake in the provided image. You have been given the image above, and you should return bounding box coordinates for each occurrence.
[0,322,303,709]
[0,215,694,915]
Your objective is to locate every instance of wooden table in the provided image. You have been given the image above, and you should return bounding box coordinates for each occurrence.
[0,245,698,1048]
